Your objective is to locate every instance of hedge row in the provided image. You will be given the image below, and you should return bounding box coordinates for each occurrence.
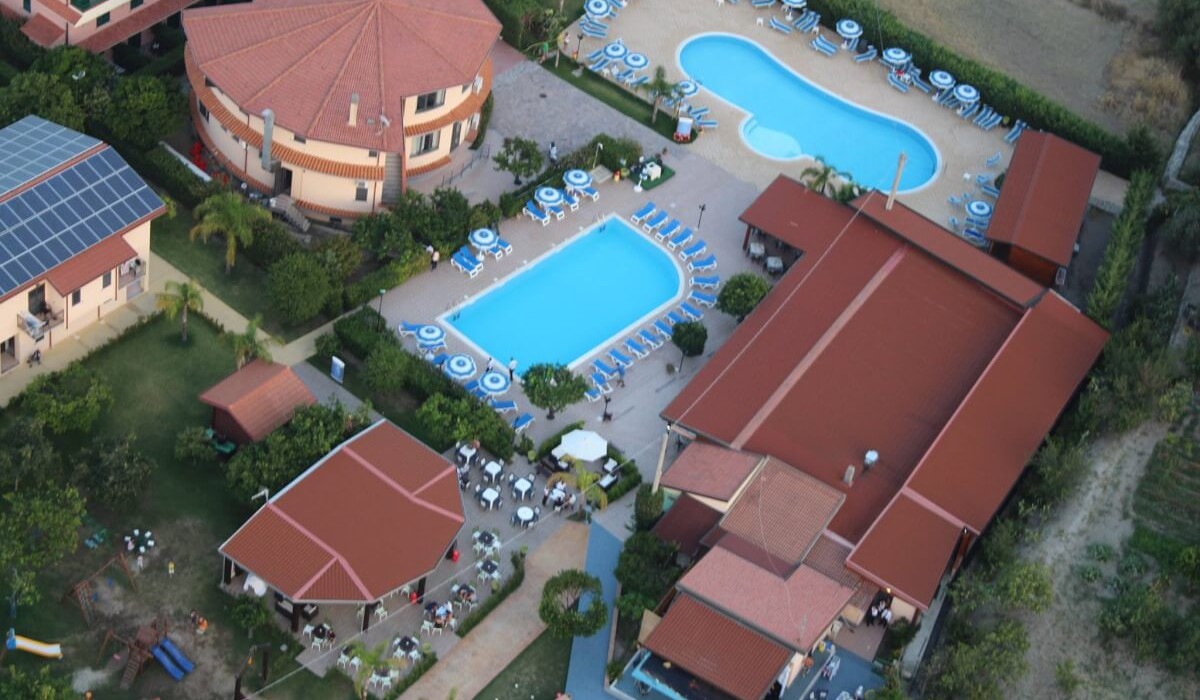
[805,0,1157,176]
[498,135,643,217]
[456,553,526,637]
[344,254,426,308]
[381,651,438,700]
[115,144,218,208]
[131,44,186,78]
[1084,170,1157,329]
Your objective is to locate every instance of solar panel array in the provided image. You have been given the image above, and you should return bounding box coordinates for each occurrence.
[0,146,164,296]
[0,116,101,198]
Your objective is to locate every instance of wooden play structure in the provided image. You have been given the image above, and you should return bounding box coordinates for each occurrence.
[97,617,168,690]
[62,552,137,627]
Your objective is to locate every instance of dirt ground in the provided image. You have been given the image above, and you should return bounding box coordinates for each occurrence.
[1010,423,1200,699]
[873,0,1186,136]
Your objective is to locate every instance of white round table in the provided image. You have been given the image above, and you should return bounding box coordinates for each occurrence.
[513,477,533,500]
[517,506,534,525]
[483,461,502,483]
[480,487,499,509]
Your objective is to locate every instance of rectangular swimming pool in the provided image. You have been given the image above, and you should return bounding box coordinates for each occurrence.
[443,215,682,372]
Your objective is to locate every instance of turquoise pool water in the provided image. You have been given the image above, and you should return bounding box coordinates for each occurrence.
[678,33,939,191]
[444,217,681,371]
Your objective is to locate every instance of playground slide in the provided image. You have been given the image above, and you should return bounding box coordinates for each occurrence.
[5,629,63,659]
[151,645,186,681]
[159,637,195,675]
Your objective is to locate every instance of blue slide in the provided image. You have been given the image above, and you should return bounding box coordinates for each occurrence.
[159,637,195,675]
[151,645,185,681]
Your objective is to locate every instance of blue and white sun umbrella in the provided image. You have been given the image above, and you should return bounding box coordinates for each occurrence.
[564,169,592,190]
[929,70,955,91]
[535,186,564,208]
[882,47,910,69]
[968,200,993,219]
[624,52,648,70]
[954,83,979,104]
[444,354,477,380]
[782,0,806,8]
[603,42,627,60]
[678,80,698,97]
[417,324,445,344]
[479,370,511,396]
[585,0,610,17]
[836,19,862,39]
[470,227,497,250]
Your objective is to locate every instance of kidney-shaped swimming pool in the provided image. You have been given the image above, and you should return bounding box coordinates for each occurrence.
[679,33,940,192]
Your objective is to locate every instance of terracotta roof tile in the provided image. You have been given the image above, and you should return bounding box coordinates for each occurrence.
[35,0,79,24]
[645,594,792,700]
[78,0,200,52]
[802,535,860,590]
[183,0,500,152]
[660,442,763,502]
[20,13,66,47]
[44,232,137,295]
[679,546,856,651]
[199,360,317,442]
[219,421,465,602]
[652,493,722,557]
[719,458,843,566]
[986,131,1101,268]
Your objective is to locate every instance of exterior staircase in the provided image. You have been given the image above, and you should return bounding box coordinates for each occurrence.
[269,194,311,233]
[382,152,403,205]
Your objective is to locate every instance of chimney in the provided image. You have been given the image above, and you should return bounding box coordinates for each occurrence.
[864,450,879,470]
[260,108,274,172]
[348,93,360,127]
[843,465,856,487]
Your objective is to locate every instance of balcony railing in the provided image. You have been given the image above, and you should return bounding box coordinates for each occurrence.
[17,310,63,342]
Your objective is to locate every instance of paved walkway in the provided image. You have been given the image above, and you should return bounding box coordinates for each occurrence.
[402,521,590,700]
[566,523,624,700]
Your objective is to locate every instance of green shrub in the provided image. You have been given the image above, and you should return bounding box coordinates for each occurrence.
[0,59,16,87]
[175,426,216,465]
[470,93,493,150]
[112,43,151,73]
[416,393,515,459]
[136,145,219,208]
[633,483,664,531]
[0,16,45,69]
[539,569,608,638]
[314,332,342,360]
[22,363,113,435]
[365,343,408,393]
[244,219,302,270]
[333,308,389,359]
[131,44,186,78]
[615,531,681,602]
[231,597,272,639]
[1086,170,1156,328]
[456,553,525,637]
[267,253,333,326]
[344,255,426,308]
[587,134,643,173]
[381,651,438,699]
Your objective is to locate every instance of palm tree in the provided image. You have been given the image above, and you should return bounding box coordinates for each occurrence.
[230,315,273,369]
[155,279,204,343]
[346,641,401,700]
[548,459,608,513]
[799,157,847,196]
[830,181,866,204]
[642,66,680,124]
[190,191,271,274]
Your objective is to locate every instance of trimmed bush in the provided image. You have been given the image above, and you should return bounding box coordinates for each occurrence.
[333,308,389,359]
[135,145,219,207]
[244,219,302,270]
[381,652,438,700]
[1085,170,1156,329]
[344,255,426,308]
[470,92,493,150]
[267,253,333,326]
[456,553,526,637]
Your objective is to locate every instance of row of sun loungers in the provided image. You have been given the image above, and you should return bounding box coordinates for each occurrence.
[811,33,837,56]
[580,17,608,38]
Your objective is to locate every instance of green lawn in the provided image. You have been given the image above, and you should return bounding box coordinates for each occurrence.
[542,59,678,141]
[472,630,573,700]
[150,210,328,342]
[2,315,351,700]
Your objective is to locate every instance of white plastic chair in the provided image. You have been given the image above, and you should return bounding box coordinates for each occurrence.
[350,656,362,672]
[375,606,389,621]
[337,653,350,669]
[302,624,315,639]
[311,638,323,652]
[421,620,434,635]
[432,625,444,636]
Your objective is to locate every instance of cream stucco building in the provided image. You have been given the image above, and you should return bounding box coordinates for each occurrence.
[181,0,500,222]
[0,116,163,377]
[2,0,193,53]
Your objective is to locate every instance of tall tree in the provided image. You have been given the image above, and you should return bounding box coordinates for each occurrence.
[522,363,588,419]
[539,569,608,638]
[103,75,185,150]
[156,279,204,342]
[800,157,846,196]
[190,192,272,274]
[75,434,156,510]
[29,45,113,119]
[493,137,544,185]
[230,315,273,369]
[548,459,608,511]
[716,272,770,322]
[642,66,680,124]
[0,485,86,609]
[670,321,707,370]
[0,73,86,131]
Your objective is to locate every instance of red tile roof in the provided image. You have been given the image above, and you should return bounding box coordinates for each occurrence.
[44,231,137,295]
[645,594,792,700]
[220,420,465,602]
[845,493,962,609]
[660,442,763,502]
[198,360,317,443]
[183,0,500,152]
[20,13,65,47]
[718,458,843,566]
[79,0,201,51]
[678,546,856,652]
[34,0,79,24]
[652,493,722,557]
[802,534,861,590]
[985,132,1101,267]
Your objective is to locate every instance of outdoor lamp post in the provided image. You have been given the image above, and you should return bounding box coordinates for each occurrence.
[376,289,386,325]
[591,141,604,170]
[697,203,707,230]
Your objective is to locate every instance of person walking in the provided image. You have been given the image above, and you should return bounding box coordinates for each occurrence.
[485,357,495,373]
[542,486,550,506]
[508,357,518,380]
[431,249,440,271]
[549,142,559,166]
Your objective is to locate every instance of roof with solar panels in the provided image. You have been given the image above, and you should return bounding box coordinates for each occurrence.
[0,115,165,298]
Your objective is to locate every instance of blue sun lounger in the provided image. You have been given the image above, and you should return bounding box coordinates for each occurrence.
[513,413,534,433]
[593,359,619,378]
[642,210,668,233]
[429,352,449,367]
[490,398,518,414]
[524,201,550,226]
[666,311,686,326]
[586,387,602,402]
[1004,120,1026,144]
[966,216,990,230]
[979,183,1001,198]
[561,189,579,211]
[665,228,692,250]
[398,321,425,337]
[959,102,980,120]
[625,338,649,358]
[769,17,792,33]
[689,106,710,118]
[973,105,994,126]
[793,10,820,32]
[654,218,681,242]
[811,34,837,56]
[609,348,634,368]
[963,229,987,247]
[697,118,718,129]
[615,68,634,83]
[687,255,717,272]
[688,290,717,308]
[911,74,932,93]
[495,238,513,256]
[854,45,877,63]
[653,320,674,340]
[589,57,611,72]
[591,373,612,393]
[679,240,707,260]
[887,73,909,93]
[680,302,704,321]
[691,274,720,290]
[452,251,482,277]
[630,202,657,224]
[981,112,1003,130]
[585,48,604,62]
[576,185,600,201]
[638,329,662,349]
[580,20,607,38]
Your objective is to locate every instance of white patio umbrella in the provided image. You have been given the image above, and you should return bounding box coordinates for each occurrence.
[559,429,608,462]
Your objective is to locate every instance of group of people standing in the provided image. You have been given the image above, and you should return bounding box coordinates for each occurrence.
[866,597,894,627]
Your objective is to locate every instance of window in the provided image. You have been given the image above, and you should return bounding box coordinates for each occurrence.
[410,132,439,157]
[96,11,109,26]
[293,134,306,143]
[22,0,29,12]
[368,149,378,158]
[102,271,112,288]
[232,134,241,145]
[414,90,445,113]
[198,102,209,122]
[71,290,81,306]
[330,217,343,225]
[130,0,143,8]
[355,182,368,202]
